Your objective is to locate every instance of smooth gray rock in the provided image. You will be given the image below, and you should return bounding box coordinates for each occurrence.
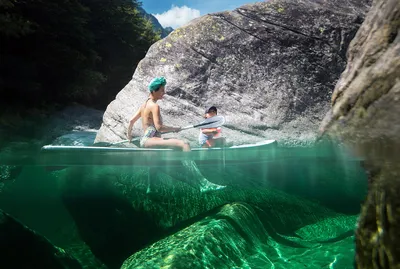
[319,0,400,267]
[95,0,371,147]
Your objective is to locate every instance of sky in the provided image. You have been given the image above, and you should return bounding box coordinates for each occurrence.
[140,0,264,29]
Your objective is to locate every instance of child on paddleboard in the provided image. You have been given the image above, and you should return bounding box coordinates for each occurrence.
[199,106,226,148]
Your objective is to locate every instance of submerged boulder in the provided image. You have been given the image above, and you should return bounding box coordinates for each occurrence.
[0,209,82,268]
[121,202,357,268]
[320,0,400,267]
[0,165,22,192]
[60,155,365,268]
[95,0,371,147]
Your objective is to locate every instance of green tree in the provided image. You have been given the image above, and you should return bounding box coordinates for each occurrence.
[80,0,160,107]
[0,0,160,112]
[0,0,104,110]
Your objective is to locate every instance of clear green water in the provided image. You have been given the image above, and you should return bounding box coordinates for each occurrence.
[0,140,367,268]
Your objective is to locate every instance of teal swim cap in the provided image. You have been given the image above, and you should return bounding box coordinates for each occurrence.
[148,77,167,92]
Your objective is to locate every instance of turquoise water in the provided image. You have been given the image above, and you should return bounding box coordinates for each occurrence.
[0,136,367,268]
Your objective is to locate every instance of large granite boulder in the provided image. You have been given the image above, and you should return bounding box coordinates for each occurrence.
[95,0,371,147]
[0,209,82,268]
[319,0,400,267]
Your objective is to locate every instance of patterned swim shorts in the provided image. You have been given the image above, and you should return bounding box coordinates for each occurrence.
[140,125,161,147]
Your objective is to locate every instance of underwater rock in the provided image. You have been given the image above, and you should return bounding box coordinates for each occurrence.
[60,167,162,269]
[121,202,271,268]
[60,164,358,268]
[320,0,400,267]
[0,165,22,182]
[95,0,371,147]
[0,165,23,192]
[0,165,23,194]
[0,209,82,268]
[121,202,357,268]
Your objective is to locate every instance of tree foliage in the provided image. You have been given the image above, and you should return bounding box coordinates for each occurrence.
[0,0,160,111]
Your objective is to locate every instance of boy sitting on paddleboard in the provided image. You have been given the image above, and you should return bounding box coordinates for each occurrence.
[199,106,226,148]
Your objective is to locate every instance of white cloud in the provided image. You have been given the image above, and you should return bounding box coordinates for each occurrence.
[153,6,201,29]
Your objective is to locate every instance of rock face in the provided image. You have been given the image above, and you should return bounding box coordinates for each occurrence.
[95,0,371,147]
[319,0,400,267]
[0,209,82,268]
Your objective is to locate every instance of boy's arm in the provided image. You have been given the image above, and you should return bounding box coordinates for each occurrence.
[201,128,218,135]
